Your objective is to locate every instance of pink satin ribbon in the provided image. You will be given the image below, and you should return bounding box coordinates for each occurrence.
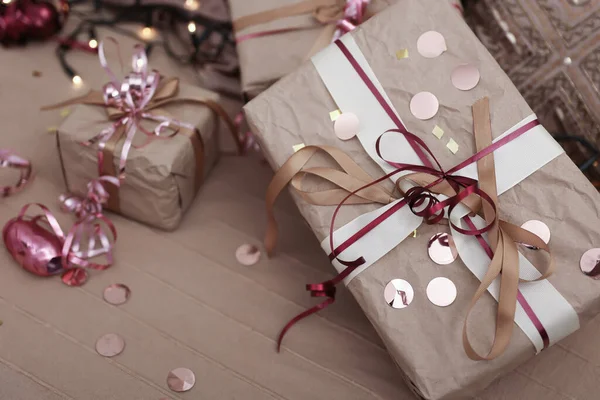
[58,176,119,270]
[0,149,32,197]
[276,39,549,351]
[85,39,196,180]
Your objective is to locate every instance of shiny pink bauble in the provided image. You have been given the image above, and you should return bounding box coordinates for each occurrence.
[21,1,59,40]
[3,217,65,277]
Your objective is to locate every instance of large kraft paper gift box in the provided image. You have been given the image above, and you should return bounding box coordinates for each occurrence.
[50,50,239,231]
[244,0,600,399]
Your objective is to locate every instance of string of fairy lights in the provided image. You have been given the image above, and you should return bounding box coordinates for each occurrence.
[57,0,234,89]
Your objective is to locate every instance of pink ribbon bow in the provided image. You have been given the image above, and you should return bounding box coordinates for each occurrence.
[59,176,119,267]
[84,39,195,180]
[333,0,370,41]
[0,149,32,197]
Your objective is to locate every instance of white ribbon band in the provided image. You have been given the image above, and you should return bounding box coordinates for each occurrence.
[313,34,579,352]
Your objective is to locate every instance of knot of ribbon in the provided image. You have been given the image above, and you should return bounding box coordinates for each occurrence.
[0,149,32,197]
[331,0,369,40]
[59,176,119,221]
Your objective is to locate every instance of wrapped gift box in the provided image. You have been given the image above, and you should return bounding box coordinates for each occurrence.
[244,0,600,398]
[56,82,223,231]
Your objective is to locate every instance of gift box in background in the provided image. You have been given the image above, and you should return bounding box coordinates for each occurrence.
[228,0,395,99]
[244,0,600,398]
[230,0,464,99]
[464,0,600,149]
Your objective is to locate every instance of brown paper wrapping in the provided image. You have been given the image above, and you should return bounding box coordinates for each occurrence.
[57,84,221,231]
[228,0,396,98]
[244,0,600,398]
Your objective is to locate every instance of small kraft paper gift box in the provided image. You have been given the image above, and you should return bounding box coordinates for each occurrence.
[244,0,600,399]
[47,43,241,231]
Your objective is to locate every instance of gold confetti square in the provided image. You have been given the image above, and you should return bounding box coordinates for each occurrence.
[60,108,71,118]
[47,126,58,133]
[447,138,459,154]
[412,230,418,238]
[396,49,409,59]
[292,143,306,152]
[432,125,444,139]
[329,109,342,121]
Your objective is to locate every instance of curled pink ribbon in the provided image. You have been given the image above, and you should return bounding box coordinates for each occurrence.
[0,149,32,197]
[58,176,119,269]
[332,0,369,41]
[84,39,196,180]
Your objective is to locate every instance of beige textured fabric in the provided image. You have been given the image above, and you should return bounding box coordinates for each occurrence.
[465,0,600,147]
[244,0,600,398]
[2,17,600,400]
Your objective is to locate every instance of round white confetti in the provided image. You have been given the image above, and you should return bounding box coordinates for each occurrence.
[235,244,261,266]
[167,367,196,392]
[410,92,439,120]
[451,64,481,91]
[417,31,447,58]
[334,113,360,140]
[520,220,551,245]
[426,277,457,307]
[95,333,125,357]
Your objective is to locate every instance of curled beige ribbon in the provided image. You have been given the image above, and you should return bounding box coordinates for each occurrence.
[265,98,554,360]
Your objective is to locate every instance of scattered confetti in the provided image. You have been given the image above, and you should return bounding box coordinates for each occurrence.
[432,125,444,139]
[427,277,457,307]
[412,230,418,238]
[417,31,447,58]
[103,284,131,305]
[292,143,306,152]
[446,138,459,154]
[60,108,71,118]
[451,64,481,91]
[410,92,439,120]
[167,368,196,392]
[95,333,125,357]
[396,49,409,59]
[236,244,261,266]
[384,279,414,309]
[32,70,42,77]
[329,109,342,121]
[334,112,360,140]
[61,268,88,286]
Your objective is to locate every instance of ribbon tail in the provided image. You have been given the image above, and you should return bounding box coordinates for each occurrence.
[277,296,335,352]
[40,91,105,111]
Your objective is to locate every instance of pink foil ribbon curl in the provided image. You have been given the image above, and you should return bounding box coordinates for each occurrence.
[84,39,196,180]
[58,176,119,269]
[0,149,32,197]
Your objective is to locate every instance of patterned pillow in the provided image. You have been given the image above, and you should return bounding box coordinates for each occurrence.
[465,0,600,148]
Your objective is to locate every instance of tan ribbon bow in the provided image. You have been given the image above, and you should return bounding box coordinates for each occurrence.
[265,98,555,360]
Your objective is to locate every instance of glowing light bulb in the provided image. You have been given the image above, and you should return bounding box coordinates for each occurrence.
[136,58,144,69]
[140,27,155,39]
[184,0,199,10]
[88,39,98,49]
[187,22,197,33]
[2,0,12,4]
[72,75,82,86]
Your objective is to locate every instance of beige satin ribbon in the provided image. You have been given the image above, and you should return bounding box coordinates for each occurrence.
[234,0,373,60]
[43,77,242,213]
[264,98,554,360]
